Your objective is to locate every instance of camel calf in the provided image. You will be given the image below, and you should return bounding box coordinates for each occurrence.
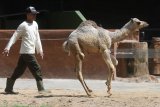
[63,18,149,97]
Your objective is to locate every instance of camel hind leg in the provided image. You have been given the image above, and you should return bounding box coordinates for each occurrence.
[102,49,116,96]
[110,54,118,66]
[74,53,93,97]
[74,43,85,60]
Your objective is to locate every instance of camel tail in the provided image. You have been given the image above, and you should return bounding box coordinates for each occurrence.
[62,41,70,56]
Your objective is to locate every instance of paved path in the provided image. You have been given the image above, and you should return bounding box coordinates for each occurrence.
[0,78,160,92]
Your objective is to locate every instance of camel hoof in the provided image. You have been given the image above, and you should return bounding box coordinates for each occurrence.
[107,93,112,97]
[88,93,96,98]
[107,90,110,93]
[107,91,112,97]
[88,89,93,93]
[88,94,96,98]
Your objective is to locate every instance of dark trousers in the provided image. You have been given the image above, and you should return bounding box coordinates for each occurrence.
[10,54,43,81]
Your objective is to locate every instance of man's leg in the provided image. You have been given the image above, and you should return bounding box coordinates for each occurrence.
[5,55,27,94]
[24,54,50,93]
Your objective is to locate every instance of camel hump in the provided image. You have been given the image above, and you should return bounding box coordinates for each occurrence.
[78,20,99,28]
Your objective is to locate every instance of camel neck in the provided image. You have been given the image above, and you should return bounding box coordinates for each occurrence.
[109,28,131,44]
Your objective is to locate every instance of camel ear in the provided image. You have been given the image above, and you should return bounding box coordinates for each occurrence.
[131,18,134,22]
[136,21,141,25]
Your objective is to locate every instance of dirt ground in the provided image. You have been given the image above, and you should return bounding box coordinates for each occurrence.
[0,78,160,107]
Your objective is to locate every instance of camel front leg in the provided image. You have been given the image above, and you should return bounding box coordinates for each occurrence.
[110,54,118,80]
[75,54,93,97]
[102,49,116,96]
[84,81,92,92]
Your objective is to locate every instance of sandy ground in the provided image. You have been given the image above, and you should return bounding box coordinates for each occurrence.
[0,78,160,107]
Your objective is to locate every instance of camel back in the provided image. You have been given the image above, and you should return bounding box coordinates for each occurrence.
[78,20,99,28]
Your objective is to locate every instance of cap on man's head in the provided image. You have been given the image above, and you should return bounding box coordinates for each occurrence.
[26,6,39,14]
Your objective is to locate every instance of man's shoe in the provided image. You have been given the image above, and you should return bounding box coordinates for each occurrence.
[36,80,51,94]
[5,78,18,94]
[5,90,19,94]
[38,90,52,94]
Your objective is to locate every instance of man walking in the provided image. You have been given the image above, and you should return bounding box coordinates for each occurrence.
[2,6,50,94]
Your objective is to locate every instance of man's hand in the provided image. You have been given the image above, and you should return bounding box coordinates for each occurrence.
[2,49,9,56]
[39,52,44,59]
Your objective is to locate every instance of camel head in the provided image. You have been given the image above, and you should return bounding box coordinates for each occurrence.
[124,18,149,31]
[131,18,149,29]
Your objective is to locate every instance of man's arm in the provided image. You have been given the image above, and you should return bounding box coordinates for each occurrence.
[36,31,43,59]
[2,24,24,56]
[36,32,43,59]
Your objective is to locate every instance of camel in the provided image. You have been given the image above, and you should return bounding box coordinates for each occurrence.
[62,18,149,97]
